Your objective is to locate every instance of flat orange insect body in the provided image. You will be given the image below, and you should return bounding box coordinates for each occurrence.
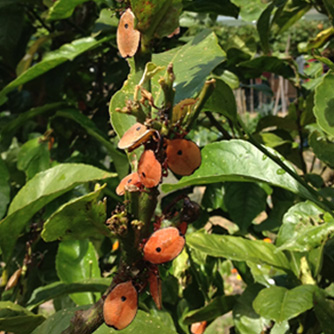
[116,8,140,58]
[143,227,185,264]
[116,172,142,196]
[103,281,138,330]
[118,122,154,151]
[148,271,162,310]
[190,321,207,334]
[138,150,162,188]
[166,139,201,176]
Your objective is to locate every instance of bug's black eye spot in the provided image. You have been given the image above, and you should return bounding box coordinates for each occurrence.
[142,172,146,178]
[127,178,132,183]
[136,126,141,131]
[124,23,129,29]
[156,247,161,253]
[177,150,183,155]
[121,296,127,302]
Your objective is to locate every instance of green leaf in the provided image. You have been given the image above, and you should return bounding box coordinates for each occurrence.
[26,278,110,310]
[162,140,313,203]
[110,31,226,139]
[225,182,267,234]
[31,305,89,334]
[152,30,226,105]
[56,239,101,305]
[0,103,67,143]
[0,157,10,220]
[256,115,297,133]
[0,4,24,65]
[230,0,267,21]
[314,289,334,334]
[276,201,334,252]
[257,3,275,53]
[253,285,318,322]
[202,77,237,122]
[272,0,312,34]
[93,310,178,334]
[0,163,115,262]
[0,301,45,334]
[182,0,239,18]
[186,231,291,272]
[42,184,109,242]
[54,109,128,179]
[0,37,111,106]
[48,0,89,21]
[130,0,182,38]
[313,72,334,137]
[183,295,235,324]
[109,59,141,138]
[271,321,290,334]
[309,130,334,168]
[238,56,294,79]
[17,137,51,180]
[323,0,334,24]
[233,284,270,334]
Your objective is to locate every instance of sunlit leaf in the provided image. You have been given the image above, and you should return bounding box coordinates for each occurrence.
[42,184,109,242]
[0,301,45,334]
[313,72,334,137]
[187,231,291,271]
[0,164,115,261]
[56,239,101,305]
[253,285,318,322]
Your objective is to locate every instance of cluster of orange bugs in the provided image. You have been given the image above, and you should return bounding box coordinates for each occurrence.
[104,119,201,329]
[103,6,204,332]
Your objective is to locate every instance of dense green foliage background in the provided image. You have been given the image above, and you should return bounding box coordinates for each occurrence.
[1,0,334,333]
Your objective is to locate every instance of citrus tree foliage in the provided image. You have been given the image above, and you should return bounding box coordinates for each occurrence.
[1,0,334,333]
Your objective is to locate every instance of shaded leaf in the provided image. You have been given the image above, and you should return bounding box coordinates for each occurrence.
[186,231,291,271]
[0,102,67,143]
[314,289,334,334]
[182,0,239,18]
[26,278,110,310]
[0,4,24,64]
[0,157,10,220]
[225,182,267,234]
[0,301,45,334]
[0,163,115,261]
[323,0,334,24]
[183,295,235,324]
[54,109,128,179]
[162,140,313,203]
[313,72,334,137]
[42,184,109,242]
[0,37,111,105]
[257,3,275,53]
[253,285,318,322]
[56,239,101,305]
[202,77,237,122]
[238,56,295,79]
